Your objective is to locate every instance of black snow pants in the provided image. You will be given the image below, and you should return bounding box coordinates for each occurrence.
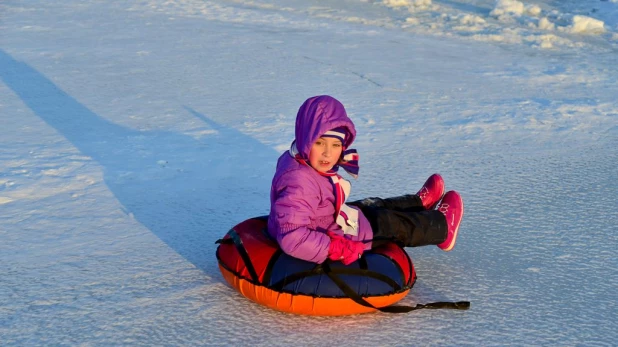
[349,194,448,248]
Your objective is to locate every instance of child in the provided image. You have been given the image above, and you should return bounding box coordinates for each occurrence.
[268,95,464,265]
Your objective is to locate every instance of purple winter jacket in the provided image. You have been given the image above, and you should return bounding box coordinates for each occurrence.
[267,95,373,263]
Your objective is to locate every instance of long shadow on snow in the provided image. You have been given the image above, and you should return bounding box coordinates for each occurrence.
[0,49,276,276]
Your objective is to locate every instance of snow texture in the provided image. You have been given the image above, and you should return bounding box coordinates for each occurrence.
[1,0,617,346]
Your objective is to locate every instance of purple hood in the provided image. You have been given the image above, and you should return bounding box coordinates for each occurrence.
[293,95,356,160]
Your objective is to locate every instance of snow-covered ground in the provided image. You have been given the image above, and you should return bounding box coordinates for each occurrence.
[1,0,617,345]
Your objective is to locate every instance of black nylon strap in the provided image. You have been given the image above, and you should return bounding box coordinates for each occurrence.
[269,266,323,291]
[219,229,260,283]
[322,261,397,311]
[215,238,233,244]
[322,261,470,313]
[325,267,402,291]
[414,301,471,310]
[269,263,403,293]
[261,249,282,285]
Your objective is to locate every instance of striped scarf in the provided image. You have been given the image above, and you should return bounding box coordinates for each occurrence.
[289,141,360,236]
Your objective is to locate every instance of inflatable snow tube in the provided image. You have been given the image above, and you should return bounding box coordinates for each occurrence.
[215,216,416,316]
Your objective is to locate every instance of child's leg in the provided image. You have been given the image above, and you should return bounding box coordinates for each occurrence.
[350,194,424,212]
[354,203,448,248]
[350,173,445,212]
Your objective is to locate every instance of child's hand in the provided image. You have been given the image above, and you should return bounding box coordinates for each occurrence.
[327,231,365,265]
[340,240,365,265]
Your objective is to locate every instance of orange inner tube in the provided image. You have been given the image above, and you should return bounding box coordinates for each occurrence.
[219,265,411,316]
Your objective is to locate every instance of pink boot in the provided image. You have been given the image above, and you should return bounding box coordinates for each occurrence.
[437,191,464,252]
[416,173,445,210]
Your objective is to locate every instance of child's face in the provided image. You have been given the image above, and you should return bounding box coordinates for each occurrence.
[309,137,343,173]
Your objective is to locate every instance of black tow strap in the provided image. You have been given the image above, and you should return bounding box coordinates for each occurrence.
[321,261,470,313]
[215,229,259,283]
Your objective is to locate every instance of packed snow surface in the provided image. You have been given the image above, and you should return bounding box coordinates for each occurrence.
[1,0,617,346]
